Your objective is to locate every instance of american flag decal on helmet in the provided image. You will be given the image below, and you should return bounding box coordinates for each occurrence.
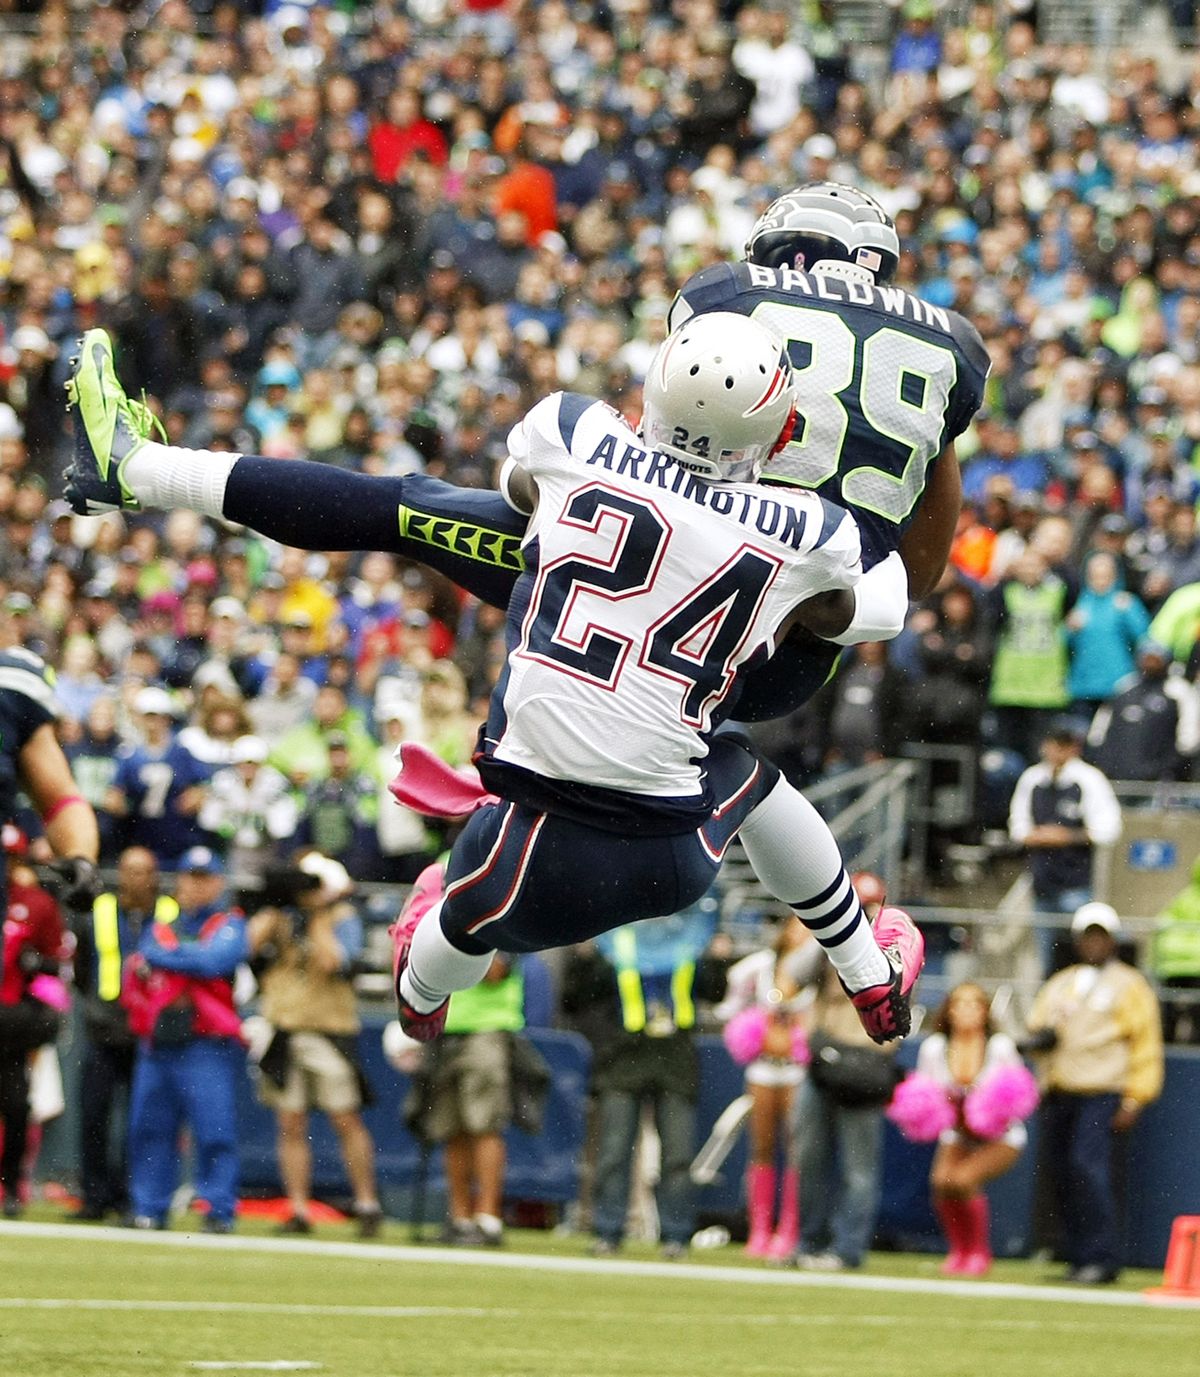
[857,248,882,271]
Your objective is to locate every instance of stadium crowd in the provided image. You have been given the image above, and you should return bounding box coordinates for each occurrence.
[0,0,1195,1269]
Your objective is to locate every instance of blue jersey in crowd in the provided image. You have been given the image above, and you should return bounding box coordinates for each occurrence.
[112,736,213,866]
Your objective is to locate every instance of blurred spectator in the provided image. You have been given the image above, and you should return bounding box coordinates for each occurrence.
[71,847,178,1222]
[247,652,318,747]
[792,873,900,1272]
[246,853,382,1238]
[814,642,905,773]
[419,661,476,767]
[0,830,67,1216]
[273,683,375,787]
[122,847,248,1233]
[296,732,381,881]
[104,687,213,868]
[1008,722,1123,971]
[198,736,298,888]
[1152,856,1200,1044]
[1065,553,1151,719]
[568,899,721,1260]
[63,696,123,862]
[1025,903,1163,1285]
[401,863,550,1249]
[1087,641,1200,783]
[987,549,1075,764]
[178,691,253,769]
[373,703,435,884]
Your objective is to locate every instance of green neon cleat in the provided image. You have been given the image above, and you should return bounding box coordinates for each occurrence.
[63,328,164,514]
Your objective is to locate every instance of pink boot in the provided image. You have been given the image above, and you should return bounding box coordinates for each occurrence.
[959,1194,992,1276]
[745,1164,776,1258]
[934,1196,971,1275]
[766,1167,799,1261]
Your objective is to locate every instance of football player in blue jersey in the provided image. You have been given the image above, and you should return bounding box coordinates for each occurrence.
[63,182,986,723]
[0,633,101,914]
[0,629,99,1216]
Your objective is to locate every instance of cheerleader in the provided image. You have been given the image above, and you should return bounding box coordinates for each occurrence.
[716,917,810,1260]
[898,983,1037,1277]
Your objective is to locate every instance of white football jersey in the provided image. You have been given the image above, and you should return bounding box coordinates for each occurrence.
[492,392,862,797]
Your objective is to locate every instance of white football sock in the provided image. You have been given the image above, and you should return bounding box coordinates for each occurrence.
[738,777,890,990]
[121,441,241,519]
[399,899,495,1011]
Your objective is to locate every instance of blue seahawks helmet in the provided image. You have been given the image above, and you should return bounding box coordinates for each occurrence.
[745,182,900,284]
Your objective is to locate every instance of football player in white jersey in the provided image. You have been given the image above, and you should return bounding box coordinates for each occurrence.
[388,313,924,1046]
[65,315,923,1044]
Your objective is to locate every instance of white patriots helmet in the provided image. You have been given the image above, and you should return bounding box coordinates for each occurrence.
[745,181,900,284]
[642,312,797,484]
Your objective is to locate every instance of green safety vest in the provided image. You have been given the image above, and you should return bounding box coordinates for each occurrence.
[443,968,525,1034]
[1154,918,1200,980]
[92,892,179,1001]
[611,927,695,1034]
[989,579,1070,709]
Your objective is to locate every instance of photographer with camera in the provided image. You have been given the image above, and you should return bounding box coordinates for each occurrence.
[246,853,383,1238]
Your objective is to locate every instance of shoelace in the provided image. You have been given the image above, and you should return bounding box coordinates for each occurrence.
[125,390,169,444]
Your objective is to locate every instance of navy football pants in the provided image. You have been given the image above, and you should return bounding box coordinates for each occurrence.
[439,736,778,954]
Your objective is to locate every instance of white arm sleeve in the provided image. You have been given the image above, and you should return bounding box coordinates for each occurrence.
[823,551,910,646]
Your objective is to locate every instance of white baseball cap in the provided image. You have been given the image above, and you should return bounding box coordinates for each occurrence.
[1071,902,1121,936]
[134,686,176,717]
[231,735,268,765]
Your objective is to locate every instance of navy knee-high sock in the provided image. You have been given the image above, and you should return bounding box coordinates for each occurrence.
[224,458,527,609]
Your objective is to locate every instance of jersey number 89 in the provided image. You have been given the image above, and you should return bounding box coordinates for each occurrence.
[752,302,957,524]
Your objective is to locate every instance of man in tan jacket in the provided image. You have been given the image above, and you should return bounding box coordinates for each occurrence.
[1026,901,1164,1285]
[247,854,382,1238]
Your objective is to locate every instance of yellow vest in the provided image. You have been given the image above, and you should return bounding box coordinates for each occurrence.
[611,927,695,1034]
[92,892,178,1001]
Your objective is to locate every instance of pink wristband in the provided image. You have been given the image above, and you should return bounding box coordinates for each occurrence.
[43,794,86,825]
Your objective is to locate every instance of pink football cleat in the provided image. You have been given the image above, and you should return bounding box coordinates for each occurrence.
[843,907,925,1044]
[389,873,449,1044]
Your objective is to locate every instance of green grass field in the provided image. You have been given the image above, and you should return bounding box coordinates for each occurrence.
[1,1218,1195,1377]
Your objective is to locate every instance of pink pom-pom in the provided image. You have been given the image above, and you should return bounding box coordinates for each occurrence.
[791,1023,810,1066]
[886,1071,956,1143]
[28,973,70,1013]
[723,1007,768,1065]
[964,1063,1040,1140]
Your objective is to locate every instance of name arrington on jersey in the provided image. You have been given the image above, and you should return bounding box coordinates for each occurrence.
[584,430,826,552]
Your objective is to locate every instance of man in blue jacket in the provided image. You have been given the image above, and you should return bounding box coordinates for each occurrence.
[124,846,248,1232]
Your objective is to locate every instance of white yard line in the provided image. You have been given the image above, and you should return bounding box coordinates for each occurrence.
[189,1365,323,1372]
[0,1220,1195,1312]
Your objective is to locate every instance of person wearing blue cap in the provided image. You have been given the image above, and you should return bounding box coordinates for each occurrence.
[124,845,249,1233]
[1087,639,1199,784]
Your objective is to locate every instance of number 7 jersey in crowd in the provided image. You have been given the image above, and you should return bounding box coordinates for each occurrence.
[482,392,862,805]
[669,261,991,568]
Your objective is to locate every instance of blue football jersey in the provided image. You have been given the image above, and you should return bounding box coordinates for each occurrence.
[112,735,213,863]
[0,648,59,819]
[669,261,991,567]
